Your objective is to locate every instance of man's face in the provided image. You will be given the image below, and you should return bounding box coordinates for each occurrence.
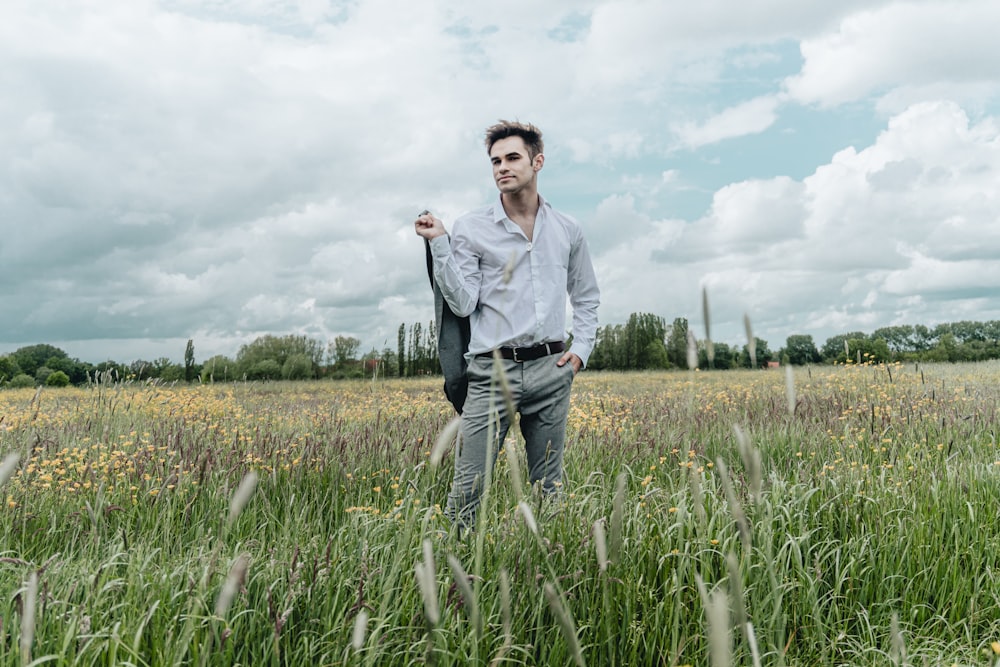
[490,136,543,194]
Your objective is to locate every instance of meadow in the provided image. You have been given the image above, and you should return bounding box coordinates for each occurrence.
[1,360,1000,666]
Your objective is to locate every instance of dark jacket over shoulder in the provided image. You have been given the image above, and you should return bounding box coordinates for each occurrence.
[425,238,471,414]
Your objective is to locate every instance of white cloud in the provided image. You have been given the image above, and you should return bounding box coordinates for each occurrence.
[564,131,650,165]
[785,2,1000,108]
[674,95,783,149]
[883,251,1000,298]
[587,193,684,254]
[577,0,875,90]
[706,175,805,245]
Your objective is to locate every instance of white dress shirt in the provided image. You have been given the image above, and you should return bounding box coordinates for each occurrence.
[429,195,600,367]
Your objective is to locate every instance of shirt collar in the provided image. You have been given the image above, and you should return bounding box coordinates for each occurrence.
[492,193,549,224]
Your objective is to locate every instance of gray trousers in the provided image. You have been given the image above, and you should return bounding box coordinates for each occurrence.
[445,354,575,526]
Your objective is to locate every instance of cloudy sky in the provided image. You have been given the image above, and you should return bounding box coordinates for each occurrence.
[2,0,999,365]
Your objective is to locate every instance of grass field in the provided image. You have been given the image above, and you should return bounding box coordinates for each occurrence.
[2,360,1000,666]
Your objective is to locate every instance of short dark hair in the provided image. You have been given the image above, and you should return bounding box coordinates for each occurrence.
[484,120,544,159]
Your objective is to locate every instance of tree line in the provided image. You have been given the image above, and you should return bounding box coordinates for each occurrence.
[2,317,999,388]
[0,320,442,388]
[587,316,1000,370]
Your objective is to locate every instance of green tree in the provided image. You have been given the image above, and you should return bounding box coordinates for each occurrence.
[784,334,820,366]
[184,339,196,382]
[237,335,324,377]
[870,326,911,355]
[159,364,186,382]
[379,347,399,378]
[12,344,68,378]
[866,337,892,363]
[588,324,620,371]
[0,356,23,383]
[407,323,422,376]
[246,359,282,381]
[8,374,35,388]
[950,320,986,345]
[622,313,668,370]
[910,324,935,352]
[739,337,772,368]
[822,332,868,361]
[130,360,154,380]
[983,320,1000,344]
[699,341,735,369]
[201,355,235,382]
[45,370,70,387]
[840,337,892,364]
[44,355,89,385]
[35,366,55,385]
[151,357,176,378]
[928,332,960,362]
[959,339,1000,362]
[665,317,689,369]
[282,353,315,380]
[330,336,361,368]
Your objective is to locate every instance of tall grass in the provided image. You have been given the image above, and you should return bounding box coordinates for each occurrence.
[1,361,999,664]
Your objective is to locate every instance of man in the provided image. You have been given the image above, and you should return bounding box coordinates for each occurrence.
[414,120,600,527]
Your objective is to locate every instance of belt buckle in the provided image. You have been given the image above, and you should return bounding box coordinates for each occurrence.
[512,347,523,363]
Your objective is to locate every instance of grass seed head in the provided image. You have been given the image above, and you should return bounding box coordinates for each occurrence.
[517,501,539,536]
[505,437,525,502]
[0,452,19,489]
[415,539,439,625]
[688,464,706,526]
[21,571,38,664]
[422,538,435,577]
[743,314,756,369]
[414,562,439,626]
[351,609,368,651]
[215,552,250,617]
[593,518,609,572]
[686,330,699,371]
[503,250,516,284]
[430,416,462,468]
[890,612,906,665]
[227,471,258,527]
[499,568,512,638]
[784,365,796,416]
[706,588,731,667]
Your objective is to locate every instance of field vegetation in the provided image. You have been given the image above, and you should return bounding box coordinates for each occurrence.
[2,359,1000,665]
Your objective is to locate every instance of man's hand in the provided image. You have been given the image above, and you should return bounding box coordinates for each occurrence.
[415,210,447,240]
[556,351,582,375]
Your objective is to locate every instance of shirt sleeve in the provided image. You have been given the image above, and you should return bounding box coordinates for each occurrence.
[429,222,480,318]
[566,229,601,367]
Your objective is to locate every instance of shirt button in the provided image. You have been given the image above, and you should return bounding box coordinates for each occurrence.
[526,242,533,251]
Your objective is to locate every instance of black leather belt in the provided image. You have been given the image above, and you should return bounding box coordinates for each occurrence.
[478,341,565,363]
